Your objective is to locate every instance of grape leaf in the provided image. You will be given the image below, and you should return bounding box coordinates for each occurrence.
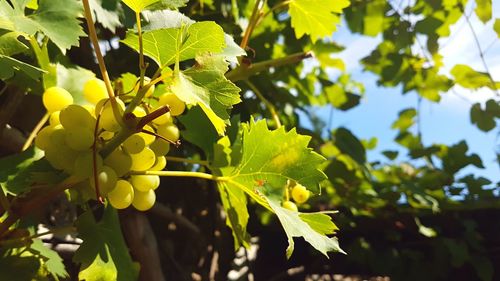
[121,0,159,12]
[0,0,85,53]
[266,197,343,258]
[90,0,122,32]
[30,239,68,280]
[122,21,225,67]
[142,9,194,31]
[0,146,48,195]
[0,54,44,80]
[451,64,500,90]
[288,0,350,42]
[171,56,241,135]
[218,182,251,249]
[0,30,29,56]
[73,206,139,281]
[475,0,492,23]
[145,0,188,10]
[494,18,500,38]
[56,64,96,105]
[179,106,219,158]
[216,120,338,257]
[470,100,500,132]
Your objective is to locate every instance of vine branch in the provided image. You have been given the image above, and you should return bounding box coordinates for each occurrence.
[82,0,124,125]
[22,113,48,151]
[226,51,313,82]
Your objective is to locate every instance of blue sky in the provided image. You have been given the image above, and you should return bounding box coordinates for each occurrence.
[300,2,500,182]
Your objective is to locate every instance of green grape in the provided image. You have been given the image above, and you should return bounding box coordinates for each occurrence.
[45,143,79,173]
[133,106,147,117]
[149,138,170,156]
[158,93,185,116]
[282,201,298,212]
[65,127,95,151]
[42,87,73,113]
[157,124,180,142]
[138,125,155,145]
[60,104,96,130]
[150,156,166,171]
[130,147,156,171]
[123,134,146,154]
[132,189,156,211]
[35,125,57,150]
[104,148,132,177]
[152,110,173,125]
[73,151,103,180]
[99,104,123,132]
[95,98,125,115]
[107,180,134,209]
[90,166,118,196]
[99,130,114,141]
[49,125,67,147]
[49,111,60,125]
[83,78,108,104]
[129,175,160,192]
[291,183,310,204]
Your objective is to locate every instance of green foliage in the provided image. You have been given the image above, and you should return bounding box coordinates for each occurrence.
[122,22,225,67]
[289,0,350,41]
[0,54,44,80]
[73,205,139,281]
[0,0,85,53]
[172,56,240,135]
[0,0,499,279]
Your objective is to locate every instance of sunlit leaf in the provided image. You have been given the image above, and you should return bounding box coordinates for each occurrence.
[289,0,350,41]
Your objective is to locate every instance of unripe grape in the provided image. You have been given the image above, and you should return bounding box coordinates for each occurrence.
[150,156,166,171]
[291,184,310,204]
[152,111,173,125]
[157,124,180,142]
[49,125,66,147]
[108,180,134,209]
[104,148,132,177]
[158,93,185,116]
[60,105,96,130]
[100,105,123,132]
[65,127,94,151]
[35,125,57,150]
[45,143,79,173]
[83,78,108,104]
[73,152,103,180]
[95,98,125,116]
[149,138,170,156]
[133,106,147,117]
[49,111,60,125]
[99,130,114,141]
[123,134,146,154]
[282,201,298,212]
[90,166,118,195]
[130,147,156,171]
[130,175,160,192]
[138,125,155,145]
[132,189,156,211]
[42,87,73,113]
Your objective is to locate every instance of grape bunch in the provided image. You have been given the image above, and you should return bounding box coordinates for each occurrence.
[282,182,311,211]
[35,78,185,211]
